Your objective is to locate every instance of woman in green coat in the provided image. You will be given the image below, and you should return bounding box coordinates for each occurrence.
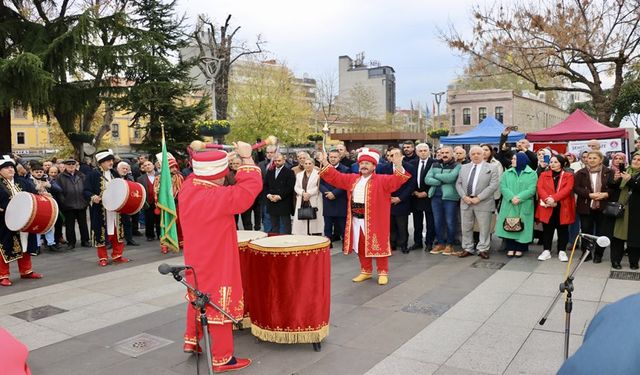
[496,152,538,257]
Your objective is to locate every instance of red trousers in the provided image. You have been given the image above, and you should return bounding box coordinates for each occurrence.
[357,229,389,275]
[96,234,125,261]
[0,253,33,279]
[184,304,234,366]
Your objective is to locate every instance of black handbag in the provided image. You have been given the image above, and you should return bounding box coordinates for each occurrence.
[297,203,317,220]
[602,190,632,218]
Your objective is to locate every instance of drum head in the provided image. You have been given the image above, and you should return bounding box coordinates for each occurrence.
[102,179,126,211]
[5,192,35,231]
[237,230,267,245]
[250,235,329,249]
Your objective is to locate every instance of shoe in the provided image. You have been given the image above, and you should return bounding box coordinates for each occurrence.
[479,251,490,259]
[378,275,388,285]
[612,263,622,270]
[183,343,203,354]
[507,251,515,258]
[538,250,552,261]
[98,259,108,267]
[58,238,68,244]
[442,245,454,256]
[146,237,155,242]
[1,278,12,286]
[20,272,43,279]
[458,251,473,258]
[48,244,62,252]
[67,244,76,251]
[112,257,130,264]
[161,245,169,254]
[631,264,639,270]
[424,244,433,252]
[352,273,372,282]
[409,244,422,251]
[593,255,602,264]
[514,251,523,258]
[429,244,445,254]
[126,240,140,246]
[401,247,409,254]
[81,241,92,248]
[213,357,251,373]
[558,251,569,262]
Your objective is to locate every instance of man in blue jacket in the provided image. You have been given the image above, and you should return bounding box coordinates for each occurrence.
[320,149,350,245]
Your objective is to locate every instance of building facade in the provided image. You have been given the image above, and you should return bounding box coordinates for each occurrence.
[447,89,568,135]
[338,55,396,120]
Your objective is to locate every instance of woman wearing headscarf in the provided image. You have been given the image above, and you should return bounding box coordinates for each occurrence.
[573,151,613,263]
[609,152,640,269]
[496,152,538,257]
[535,155,575,262]
[610,152,627,174]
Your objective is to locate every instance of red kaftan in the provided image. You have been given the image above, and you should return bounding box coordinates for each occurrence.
[319,165,411,257]
[178,165,262,324]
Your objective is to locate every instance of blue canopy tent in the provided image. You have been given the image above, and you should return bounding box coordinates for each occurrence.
[439,116,525,145]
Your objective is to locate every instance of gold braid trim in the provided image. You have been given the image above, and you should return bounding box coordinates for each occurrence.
[236,165,260,173]
[394,167,411,180]
[248,241,330,254]
[250,323,329,344]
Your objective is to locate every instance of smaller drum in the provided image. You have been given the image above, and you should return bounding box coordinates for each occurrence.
[102,179,146,215]
[237,230,267,319]
[5,192,59,234]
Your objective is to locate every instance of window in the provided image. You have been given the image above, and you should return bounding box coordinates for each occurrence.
[451,109,456,126]
[112,123,119,138]
[462,108,471,125]
[479,107,487,122]
[17,132,25,144]
[495,106,504,123]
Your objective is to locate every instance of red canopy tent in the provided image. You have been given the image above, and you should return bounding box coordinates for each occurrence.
[526,109,628,142]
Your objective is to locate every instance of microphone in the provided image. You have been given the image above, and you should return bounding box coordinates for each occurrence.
[158,263,191,275]
[579,233,610,248]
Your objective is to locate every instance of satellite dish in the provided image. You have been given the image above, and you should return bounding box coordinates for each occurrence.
[83,143,96,156]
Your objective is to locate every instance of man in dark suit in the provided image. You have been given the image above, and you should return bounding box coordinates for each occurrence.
[264,153,295,234]
[402,140,419,167]
[380,148,417,253]
[410,143,436,251]
[256,145,277,232]
[136,160,160,241]
[320,149,349,244]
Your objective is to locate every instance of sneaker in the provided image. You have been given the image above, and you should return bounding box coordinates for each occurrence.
[537,250,552,261]
[558,251,569,262]
[442,245,454,256]
[429,244,445,254]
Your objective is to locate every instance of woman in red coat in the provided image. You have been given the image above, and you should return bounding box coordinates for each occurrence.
[536,155,576,262]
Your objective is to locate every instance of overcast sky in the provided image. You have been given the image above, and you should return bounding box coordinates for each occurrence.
[176,0,478,110]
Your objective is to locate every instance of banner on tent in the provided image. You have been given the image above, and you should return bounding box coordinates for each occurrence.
[567,139,623,155]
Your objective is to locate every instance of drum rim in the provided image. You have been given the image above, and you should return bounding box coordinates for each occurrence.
[106,179,146,214]
[248,235,331,253]
[7,192,58,233]
[237,230,267,246]
[5,192,33,231]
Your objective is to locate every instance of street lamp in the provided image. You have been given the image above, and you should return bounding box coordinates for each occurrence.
[200,56,223,120]
[432,91,445,117]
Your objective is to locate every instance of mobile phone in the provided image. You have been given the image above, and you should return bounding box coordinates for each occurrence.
[507,126,519,131]
[543,155,550,164]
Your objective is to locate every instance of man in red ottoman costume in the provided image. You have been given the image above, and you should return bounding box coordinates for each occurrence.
[319,147,411,285]
[153,151,184,253]
[179,141,262,373]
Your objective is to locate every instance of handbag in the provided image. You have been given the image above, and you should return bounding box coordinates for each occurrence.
[297,201,317,220]
[503,217,524,232]
[602,190,632,218]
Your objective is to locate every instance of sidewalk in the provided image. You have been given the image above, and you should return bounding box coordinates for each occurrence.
[2,238,639,374]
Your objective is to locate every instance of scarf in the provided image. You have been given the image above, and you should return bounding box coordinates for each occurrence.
[620,153,640,188]
[515,152,529,175]
[588,164,603,210]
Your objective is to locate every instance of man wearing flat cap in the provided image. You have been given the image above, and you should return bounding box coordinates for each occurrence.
[0,155,44,286]
[319,147,411,285]
[57,158,91,250]
[83,149,129,267]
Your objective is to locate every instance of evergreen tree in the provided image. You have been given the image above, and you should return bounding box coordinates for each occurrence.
[116,0,207,154]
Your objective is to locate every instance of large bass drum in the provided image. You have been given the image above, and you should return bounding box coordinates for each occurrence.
[102,179,146,215]
[5,192,59,234]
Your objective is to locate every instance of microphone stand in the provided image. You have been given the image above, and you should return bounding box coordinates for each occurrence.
[538,237,595,360]
[165,269,242,375]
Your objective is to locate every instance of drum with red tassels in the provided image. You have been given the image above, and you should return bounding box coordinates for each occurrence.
[102,179,146,215]
[5,192,59,234]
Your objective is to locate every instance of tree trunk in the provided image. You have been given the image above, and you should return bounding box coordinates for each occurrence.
[0,110,12,155]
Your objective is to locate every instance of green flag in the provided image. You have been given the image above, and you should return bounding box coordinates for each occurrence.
[158,131,179,252]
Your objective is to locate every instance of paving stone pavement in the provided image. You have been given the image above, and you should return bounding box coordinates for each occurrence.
[2,232,639,374]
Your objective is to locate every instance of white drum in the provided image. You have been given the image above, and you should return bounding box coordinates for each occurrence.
[102,179,146,215]
[5,191,59,234]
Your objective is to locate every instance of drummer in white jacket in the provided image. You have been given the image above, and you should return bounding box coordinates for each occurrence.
[292,159,324,235]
